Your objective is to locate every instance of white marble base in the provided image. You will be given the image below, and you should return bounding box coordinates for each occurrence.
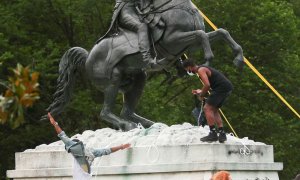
[8,164,281,180]
[7,124,283,180]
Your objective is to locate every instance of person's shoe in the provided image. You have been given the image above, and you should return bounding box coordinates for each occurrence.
[218,131,227,143]
[200,131,218,142]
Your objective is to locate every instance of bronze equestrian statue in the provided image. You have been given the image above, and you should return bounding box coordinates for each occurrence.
[45,0,244,131]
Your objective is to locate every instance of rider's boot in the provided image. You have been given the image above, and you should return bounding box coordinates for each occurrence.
[142,50,160,69]
[138,24,163,69]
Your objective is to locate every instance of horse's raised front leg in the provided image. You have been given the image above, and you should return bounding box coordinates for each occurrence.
[207,28,244,70]
[165,30,214,65]
[100,67,137,131]
[120,71,154,128]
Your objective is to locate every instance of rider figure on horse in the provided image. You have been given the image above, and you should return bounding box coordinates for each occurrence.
[97,0,157,68]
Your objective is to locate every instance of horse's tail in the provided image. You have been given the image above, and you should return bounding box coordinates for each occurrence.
[45,47,88,119]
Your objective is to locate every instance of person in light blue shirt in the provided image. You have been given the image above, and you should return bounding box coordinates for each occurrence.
[48,113,130,174]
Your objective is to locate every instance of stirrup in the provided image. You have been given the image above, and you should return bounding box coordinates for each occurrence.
[148,57,166,68]
[156,57,166,64]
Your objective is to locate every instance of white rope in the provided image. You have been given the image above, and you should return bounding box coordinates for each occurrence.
[229,133,251,156]
[144,127,167,164]
[197,100,205,126]
[89,125,254,180]
[144,125,197,164]
[91,127,141,179]
[239,138,251,156]
[146,140,161,163]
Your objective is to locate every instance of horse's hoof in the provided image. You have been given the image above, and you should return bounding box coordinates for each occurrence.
[203,61,210,66]
[120,122,137,131]
[143,120,154,128]
[204,54,214,64]
[120,113,154,129]
[233,57,244,71]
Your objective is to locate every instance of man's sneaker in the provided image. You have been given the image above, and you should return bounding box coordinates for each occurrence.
[200,131,218,142]
[218,131,227,143]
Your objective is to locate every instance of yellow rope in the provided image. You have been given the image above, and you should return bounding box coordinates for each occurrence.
[219,109,239,137]
[244,59,300,119]
[194,6,300,119]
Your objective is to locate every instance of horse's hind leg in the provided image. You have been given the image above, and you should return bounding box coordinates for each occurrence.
[100,68,137,131]
[166,30,214,65]
[207,29,244,70]
[120,72,154,128]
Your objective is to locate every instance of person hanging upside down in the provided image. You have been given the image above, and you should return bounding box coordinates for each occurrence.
[182,59,233,143]
[47,112,130,179]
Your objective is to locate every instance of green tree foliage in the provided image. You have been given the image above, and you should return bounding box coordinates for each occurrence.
[195,2,300,178]
[0,64,40,128]
[0,0,299,179]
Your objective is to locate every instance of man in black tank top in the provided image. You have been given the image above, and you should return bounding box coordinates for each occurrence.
[182,59,233,143]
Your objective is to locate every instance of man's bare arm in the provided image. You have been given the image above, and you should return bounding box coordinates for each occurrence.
[198,67,211,96]
[48,112,63,134]
[110,143,131,153]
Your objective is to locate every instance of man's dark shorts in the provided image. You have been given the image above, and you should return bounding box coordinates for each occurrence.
[206,91,231,108]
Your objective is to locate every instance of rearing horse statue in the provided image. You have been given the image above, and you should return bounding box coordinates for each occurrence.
[45,0,244,131]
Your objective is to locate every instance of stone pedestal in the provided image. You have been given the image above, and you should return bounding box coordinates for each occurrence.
[7,123,283,180]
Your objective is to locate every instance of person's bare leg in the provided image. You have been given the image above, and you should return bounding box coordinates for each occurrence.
[214,110,223,128]
[201,103,218,142]
[213,109,227,143]
[203,103,215,126]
